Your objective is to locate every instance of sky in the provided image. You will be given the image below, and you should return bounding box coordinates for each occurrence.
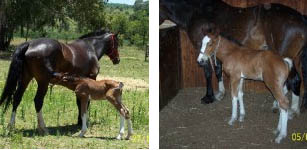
[108,0,136,5]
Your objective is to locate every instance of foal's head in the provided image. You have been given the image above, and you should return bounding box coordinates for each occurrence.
[197,27,219,66]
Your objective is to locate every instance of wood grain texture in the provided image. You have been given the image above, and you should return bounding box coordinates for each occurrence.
[223,0,307,15]
[159,27,182,109]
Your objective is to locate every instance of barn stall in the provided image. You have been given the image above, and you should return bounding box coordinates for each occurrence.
[160,0,307,148]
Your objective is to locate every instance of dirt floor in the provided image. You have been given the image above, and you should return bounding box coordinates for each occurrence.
[160,88,307,148]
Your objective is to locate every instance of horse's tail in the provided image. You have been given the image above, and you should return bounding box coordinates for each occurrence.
[283,57,293,70]
[113,82,124,91]
[0,42,29,112]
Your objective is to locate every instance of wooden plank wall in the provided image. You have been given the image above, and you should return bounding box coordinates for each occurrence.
[223,0,307,15]
[159,27,182,109]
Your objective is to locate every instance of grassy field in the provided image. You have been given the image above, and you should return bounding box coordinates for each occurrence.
[0,38,149,148]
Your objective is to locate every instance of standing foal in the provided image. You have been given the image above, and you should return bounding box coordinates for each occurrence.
[197,30,292,143]
[56,74,133,140]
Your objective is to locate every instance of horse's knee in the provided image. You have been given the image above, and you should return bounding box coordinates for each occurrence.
[279,99,290,110]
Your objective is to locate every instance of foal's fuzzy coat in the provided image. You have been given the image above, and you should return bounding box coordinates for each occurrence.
[198,31,292,143]
[56,74,132,139]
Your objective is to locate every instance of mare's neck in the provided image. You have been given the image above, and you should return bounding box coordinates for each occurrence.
[85,37,108,60]
[215,36,239,61]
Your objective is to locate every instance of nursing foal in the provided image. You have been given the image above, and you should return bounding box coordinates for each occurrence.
[197,30,292,143]
[56,74,132,140]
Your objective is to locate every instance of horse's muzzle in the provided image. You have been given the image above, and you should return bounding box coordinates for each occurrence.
[112,58,120,64]
[197,60,206,66]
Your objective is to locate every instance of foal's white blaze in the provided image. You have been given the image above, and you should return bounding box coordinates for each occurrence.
[9,111,16,127]
[79,113,88,137]
[275,109,288,143]
[116,115,125,140]
[197,36,211,63]
[228,96,238,125]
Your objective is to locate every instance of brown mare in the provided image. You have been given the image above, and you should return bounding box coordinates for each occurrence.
[198,29,292,143]
[55,74,132,139]
[0,30,120,134]
[160,0,306,114]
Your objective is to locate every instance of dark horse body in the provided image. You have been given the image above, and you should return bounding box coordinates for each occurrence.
[160,0,307,114]
[0,30,119,133]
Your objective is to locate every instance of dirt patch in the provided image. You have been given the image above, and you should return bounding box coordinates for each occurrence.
[97,75,148,91]
[160,88,307,148]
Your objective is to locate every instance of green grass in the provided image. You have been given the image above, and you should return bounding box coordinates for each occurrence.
[0,39,149,148]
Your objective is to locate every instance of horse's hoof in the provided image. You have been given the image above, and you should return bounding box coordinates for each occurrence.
[201,95,215,104]
[288,109,297,120]
[272,108,279,113]
[125,133,133,140]
[228,119,236,126]
[273,129,279,135]
[38,128,49,136]
[275,134,286,144]
[79,134,85,138]
[215,91,225,101]
[7,123,15,130]
[116,134,123,140]
[239,116,244,122]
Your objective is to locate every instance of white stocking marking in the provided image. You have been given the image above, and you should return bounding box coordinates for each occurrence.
[126,119,133,140]
[291,92,300,114]
[228,97,238,125]
[215,77,225,101]
[79,113,88,137]
[238,79,245,122]
[116,115,125,140]
[275,109,288,143]
[9,111,16,126]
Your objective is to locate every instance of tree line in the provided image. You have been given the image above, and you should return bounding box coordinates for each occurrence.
[0,0,149,51]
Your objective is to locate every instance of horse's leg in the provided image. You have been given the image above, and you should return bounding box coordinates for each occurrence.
[78,96,89,137]
[8,71,32,129]
[106,93,132,140]
[76,96,90,126]
[300,44,307,111]
[34,82,49,135]
[275,108,288,144]
[118,95,133,140]
[76,96,82,126]
[273,107,282,135]
[272,85,288,113]
[266,82,289,143]
[228,76,240,125]
[238,78,245,122]
[214,58,225,101]
[286,69,301,118]
[201,60,215,104]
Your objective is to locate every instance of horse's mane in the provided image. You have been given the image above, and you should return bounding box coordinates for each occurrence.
[78,29,109,39]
